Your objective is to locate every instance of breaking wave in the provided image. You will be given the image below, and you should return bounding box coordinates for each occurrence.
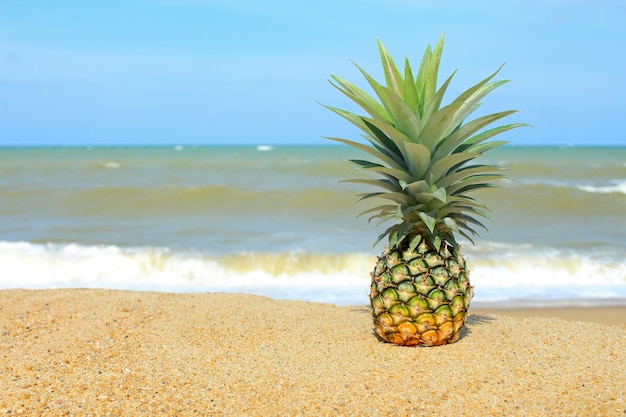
[1,241,624,306]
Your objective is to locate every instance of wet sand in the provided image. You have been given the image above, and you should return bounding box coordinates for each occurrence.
[1,289,625,416]
[473,305,626,325]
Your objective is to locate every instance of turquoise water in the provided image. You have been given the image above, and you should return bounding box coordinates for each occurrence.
[0,145,624,305]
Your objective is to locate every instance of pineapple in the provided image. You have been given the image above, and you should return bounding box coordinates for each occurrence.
[324,36,527,346]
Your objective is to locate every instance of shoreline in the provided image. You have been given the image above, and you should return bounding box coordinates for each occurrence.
[471,298,626,325]
[472,306,626,325]
[1,289,625,415]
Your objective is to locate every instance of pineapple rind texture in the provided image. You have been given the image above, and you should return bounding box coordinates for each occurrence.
[370,241,473,347]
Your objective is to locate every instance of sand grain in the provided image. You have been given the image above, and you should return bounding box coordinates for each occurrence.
[1,289,625,416]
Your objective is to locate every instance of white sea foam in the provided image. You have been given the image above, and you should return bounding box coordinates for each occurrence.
[104,162,121,169]
[1,241,625,307]
[0,242,370,305]
[515,178,626,196]
[575,180,626,195]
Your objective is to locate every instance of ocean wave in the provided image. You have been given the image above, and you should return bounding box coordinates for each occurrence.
[575,180,626,195]
[1,184,361,219]
[1,241,624,306]
[514,178,626,195]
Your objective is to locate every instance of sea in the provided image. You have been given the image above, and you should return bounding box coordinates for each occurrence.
[1,145,625,308]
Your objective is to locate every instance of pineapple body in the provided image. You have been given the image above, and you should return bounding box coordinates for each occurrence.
[370,240,473,346]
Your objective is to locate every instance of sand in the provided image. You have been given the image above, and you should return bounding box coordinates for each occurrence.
[1,289,625,416]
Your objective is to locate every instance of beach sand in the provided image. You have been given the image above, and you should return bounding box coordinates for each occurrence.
[1,289,625,416]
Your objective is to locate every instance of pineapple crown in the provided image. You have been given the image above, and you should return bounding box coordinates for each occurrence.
[323,35,529,253]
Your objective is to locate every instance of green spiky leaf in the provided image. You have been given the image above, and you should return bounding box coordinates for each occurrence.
[403,142,431,179]
[409,234,422,251]
[418,212,437,234]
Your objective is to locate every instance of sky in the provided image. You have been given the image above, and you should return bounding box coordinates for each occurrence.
[0,0,625,147]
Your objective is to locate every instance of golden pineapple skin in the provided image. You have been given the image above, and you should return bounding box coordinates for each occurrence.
[370,241,473,347]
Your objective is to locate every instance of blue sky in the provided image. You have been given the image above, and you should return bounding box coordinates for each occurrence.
[0,0,624,146]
